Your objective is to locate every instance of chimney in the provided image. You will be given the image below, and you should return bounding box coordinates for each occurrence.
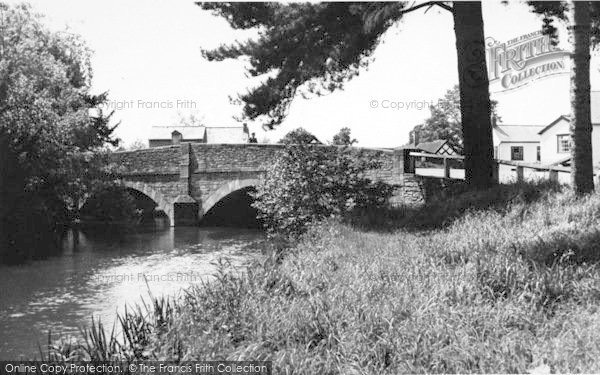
[242,123,249,134]
[413,129,420,147]
[171,130,182,145]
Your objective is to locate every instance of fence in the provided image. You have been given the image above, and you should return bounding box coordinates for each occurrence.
[407,151,595,183]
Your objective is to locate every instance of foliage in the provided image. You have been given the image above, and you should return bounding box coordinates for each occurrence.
[176,112,205,127]
[198,2,409,128]
[0,4,118,261]
[117,140,147,151]
[42,293,174,361]
[410,85,501,153]
[331,126,357,146]
[278,127,321,144]
[0,193,67,264]
[527,1,600,47]
[79,185,139,224]
[252,144,393,237]
[0,4,117,197]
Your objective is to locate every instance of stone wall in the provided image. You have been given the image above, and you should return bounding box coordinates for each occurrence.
[189,143,403,176]
[111,146,181,175]
[190,144,281,173]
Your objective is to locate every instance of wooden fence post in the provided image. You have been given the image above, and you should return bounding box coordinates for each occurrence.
[549,169,559,183]
[492,161,499,183]
[405,150,416,173]
[443,157,450,179]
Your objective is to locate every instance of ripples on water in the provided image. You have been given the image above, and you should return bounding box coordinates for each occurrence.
[0,226,266,359]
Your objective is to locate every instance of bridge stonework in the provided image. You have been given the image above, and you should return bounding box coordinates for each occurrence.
[109,144,424,226]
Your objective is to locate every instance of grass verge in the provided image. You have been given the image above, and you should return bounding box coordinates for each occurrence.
[50,182,600,373]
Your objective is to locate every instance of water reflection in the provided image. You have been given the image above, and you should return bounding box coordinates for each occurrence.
[0,226,265,359]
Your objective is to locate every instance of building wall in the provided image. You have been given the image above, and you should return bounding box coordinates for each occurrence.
[541,119,600,166]
[496,142,539,163]
[540,117,571,164]
[149,138,204,148]
[149,140,173,148]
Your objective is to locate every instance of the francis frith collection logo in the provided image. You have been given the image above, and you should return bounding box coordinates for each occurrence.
[486,30,570,92]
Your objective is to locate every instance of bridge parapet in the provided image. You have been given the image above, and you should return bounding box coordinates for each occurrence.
[189,143,403,175]
[190,143,284,173]
[110,146,181,175]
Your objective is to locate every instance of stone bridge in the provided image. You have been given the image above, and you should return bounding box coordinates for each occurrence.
[105,143,424,226]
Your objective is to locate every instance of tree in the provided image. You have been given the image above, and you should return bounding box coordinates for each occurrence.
[410,85,501,153]
[452,2,495,187]
[0,4,118,261]
[177,112,206,127]
[198,1,496,188]
[568,2,594,194]
[529,1,595,194]
[116,139,147,151]
[332,127,357,146]
[279,127,321,144]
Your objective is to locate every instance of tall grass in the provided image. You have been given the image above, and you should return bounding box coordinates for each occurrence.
[41,294,175,362]
[53,182,600,373]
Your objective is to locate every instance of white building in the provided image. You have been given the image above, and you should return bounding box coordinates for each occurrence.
[492,91,600,168]
[492,124,544,162]
[538,113,600,168]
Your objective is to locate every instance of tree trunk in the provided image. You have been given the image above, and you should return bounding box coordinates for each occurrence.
[568,1,594,195]
[453,2,495,188]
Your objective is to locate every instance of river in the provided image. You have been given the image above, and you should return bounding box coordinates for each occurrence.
[0,226,266,360]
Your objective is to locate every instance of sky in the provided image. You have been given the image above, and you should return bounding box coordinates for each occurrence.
[8,0,600,148]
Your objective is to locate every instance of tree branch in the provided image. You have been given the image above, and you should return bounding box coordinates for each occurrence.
[401,1,453,15]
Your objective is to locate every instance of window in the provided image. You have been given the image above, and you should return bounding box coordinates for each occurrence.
[537,146,541,162]
[511,146,524,161]
[557,134,572,153]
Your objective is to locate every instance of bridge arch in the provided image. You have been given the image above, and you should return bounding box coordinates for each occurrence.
[79,181,174,225]
[121,181,174,225]
[200,178,260,218]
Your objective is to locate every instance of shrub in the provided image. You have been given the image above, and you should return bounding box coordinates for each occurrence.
[80,184,139,224]
[252,145,393,237]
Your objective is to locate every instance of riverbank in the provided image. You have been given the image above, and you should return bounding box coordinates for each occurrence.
[52,182,600,373]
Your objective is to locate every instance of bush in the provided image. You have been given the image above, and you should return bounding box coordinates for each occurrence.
[1,193,67,263]
[252,145,393,237]
[80,184,139,224]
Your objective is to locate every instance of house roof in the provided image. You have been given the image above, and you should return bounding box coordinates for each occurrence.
[537,115,570,135]
[396,140,454,153]
[537,91,600,134]
[398,143,417,149]
[494,124,544,142]
[149,125,249,143]
[149,126,206,140]
[205,127,249,143]
[415,140,447,154]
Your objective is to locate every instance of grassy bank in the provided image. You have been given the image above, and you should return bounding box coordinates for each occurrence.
[52,182,600,373]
